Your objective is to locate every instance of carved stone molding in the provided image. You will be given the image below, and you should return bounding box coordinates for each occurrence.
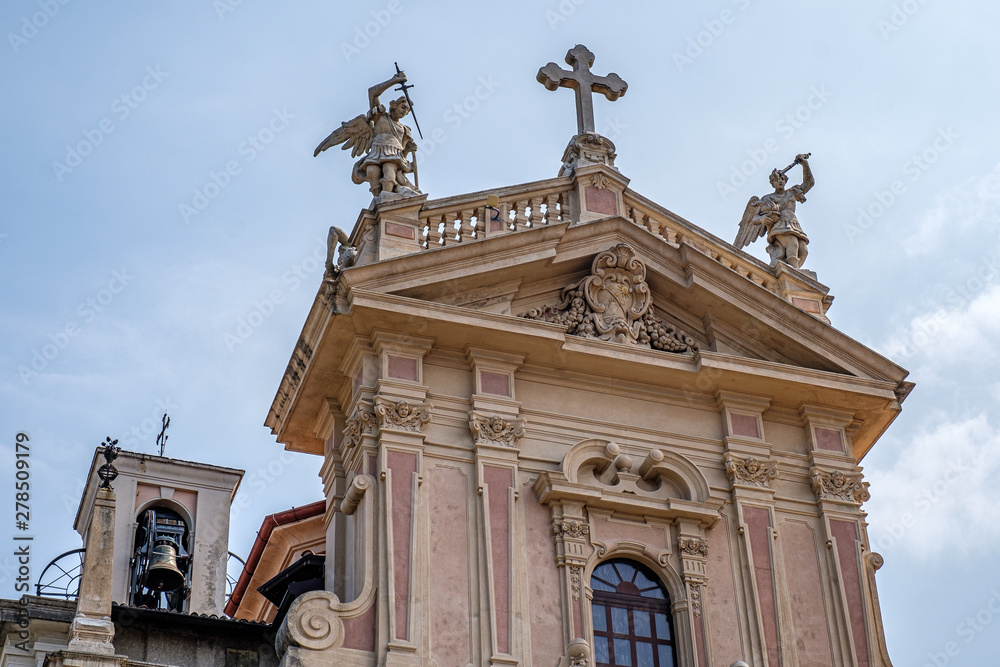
[567,638,592,667]
[724,454,778,488]
[469,412,525,448]
[678,536,709,558]
[570,566,583,600]
[519,243,697,353]
[560,133,618,176]
[811,467,870,504]
[374,397,430,433]
[688,582,703,617]
[591,172,610,190]
[342,404,376,449]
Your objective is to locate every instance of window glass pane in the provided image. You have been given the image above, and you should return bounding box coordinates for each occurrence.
[593,605,607,632]
[654,613,671,640]
[635,642,654,667]
[595,636,610,664]
[633,568,656,589]
[611,607,629,634]
[592,577,617,593]
[633,610,651,637]
[657,644,675,667]
[613,638,632,666]
[614,562,636,583]
[642,586,665,599]
[595,562,621,584]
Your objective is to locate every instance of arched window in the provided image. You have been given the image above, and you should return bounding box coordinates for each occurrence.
[591,559,676,667]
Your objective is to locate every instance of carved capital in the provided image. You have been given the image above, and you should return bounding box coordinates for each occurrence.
[469,412,525,448]
[811,467,870,504]
[724,454,778,488]
[343,404,376,449]
[678,536,709,558]
[553,519,591,539]
[374,397,430,433]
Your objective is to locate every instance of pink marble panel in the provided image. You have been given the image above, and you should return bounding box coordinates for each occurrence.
[429,467,471,666]
[584,186,617,215]
[388,450,417,641]
[731,413,760,439]
[522,482,564,662]
[705,515,743,663]
[781,521,833,666]
[791,297,822,314]
[483,465,513,654]
[590,516,668,554]
[342,603,376,651]
[368,455,377,477]
[480,371,511,397]
[743,506,779,667]
[385,221,415,239]
[387,355,418,381]
[815,427,844,453]
[831,519,869,667]
[695,614,707,667]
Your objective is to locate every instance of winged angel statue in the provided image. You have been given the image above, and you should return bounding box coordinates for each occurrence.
[735,153,813,269]
[314,72,421,199]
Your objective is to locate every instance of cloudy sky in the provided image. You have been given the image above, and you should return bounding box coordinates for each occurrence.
[2,1,998,663]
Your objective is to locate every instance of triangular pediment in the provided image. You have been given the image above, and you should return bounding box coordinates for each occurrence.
[339,214,890,382]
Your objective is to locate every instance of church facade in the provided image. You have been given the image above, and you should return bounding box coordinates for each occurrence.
[1,46,909,667]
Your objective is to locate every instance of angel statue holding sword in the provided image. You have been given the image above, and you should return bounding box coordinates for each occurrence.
[735,153,813,269]
[314,69,421,199]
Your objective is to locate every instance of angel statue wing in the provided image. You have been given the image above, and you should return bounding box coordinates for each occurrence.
[313,114,374,158]
[734,195,769,249]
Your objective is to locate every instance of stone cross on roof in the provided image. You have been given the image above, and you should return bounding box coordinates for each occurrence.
[537,44,628,135]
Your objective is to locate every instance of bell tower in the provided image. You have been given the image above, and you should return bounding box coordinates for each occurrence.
[73,447,243,615]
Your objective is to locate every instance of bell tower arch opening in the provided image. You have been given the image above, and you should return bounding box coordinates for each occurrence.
[129,505,191,612]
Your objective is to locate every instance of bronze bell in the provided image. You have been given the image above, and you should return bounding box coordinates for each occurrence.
[146,540,185,591]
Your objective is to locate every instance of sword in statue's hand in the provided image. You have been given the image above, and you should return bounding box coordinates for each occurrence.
[393,62,423,139]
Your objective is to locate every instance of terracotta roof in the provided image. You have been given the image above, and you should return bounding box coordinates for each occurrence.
[224,500,326,617]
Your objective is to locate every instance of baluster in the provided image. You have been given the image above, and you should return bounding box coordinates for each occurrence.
[545,193,558,224]
[434,215,447,247]
[420,220,430,249]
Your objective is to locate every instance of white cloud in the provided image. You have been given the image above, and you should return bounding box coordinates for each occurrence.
[866,413,1000,560]
[902,165,1000,257]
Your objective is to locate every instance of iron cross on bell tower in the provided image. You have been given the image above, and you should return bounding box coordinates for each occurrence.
[537,44,628,135]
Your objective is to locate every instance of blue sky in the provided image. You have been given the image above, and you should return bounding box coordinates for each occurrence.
[3,1,999,664]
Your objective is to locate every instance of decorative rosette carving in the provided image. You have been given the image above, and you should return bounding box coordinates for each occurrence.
[811,467,870,504]
[374,397,430,433]
[469,413,525,448]
[519,244,697,353]
[724,454,778,488]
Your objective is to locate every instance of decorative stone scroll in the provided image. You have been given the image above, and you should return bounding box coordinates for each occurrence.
[724,454,778,488]
[810,467,870,504]
[469,413,525,448]
[342,404,376,449]
[374,397,430,433]
[519,244,697,353]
